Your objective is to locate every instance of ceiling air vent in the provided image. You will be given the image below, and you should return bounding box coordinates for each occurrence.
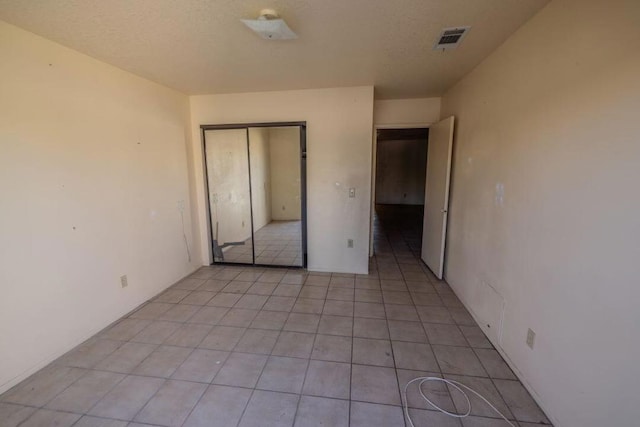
[433,26,471,50]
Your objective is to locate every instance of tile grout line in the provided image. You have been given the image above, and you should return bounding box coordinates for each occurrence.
[379,262,408,427]
[290,289,320,427]
[347,274,355,427]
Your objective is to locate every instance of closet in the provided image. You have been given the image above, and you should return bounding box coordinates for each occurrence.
[202,123,307,267]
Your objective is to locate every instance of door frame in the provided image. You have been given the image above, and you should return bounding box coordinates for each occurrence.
[369,123,433,257]
[201,121,307,268]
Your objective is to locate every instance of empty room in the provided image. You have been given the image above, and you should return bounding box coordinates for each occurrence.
[0,1,638,426]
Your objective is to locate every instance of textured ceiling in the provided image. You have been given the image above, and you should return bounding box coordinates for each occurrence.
[0,0,548,98]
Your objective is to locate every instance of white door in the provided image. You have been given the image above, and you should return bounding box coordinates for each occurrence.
[421,116,455,279]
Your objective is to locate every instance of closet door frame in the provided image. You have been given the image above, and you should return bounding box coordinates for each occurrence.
[201,121,307,268]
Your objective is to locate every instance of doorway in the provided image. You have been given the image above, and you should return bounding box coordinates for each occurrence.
[373,128,429,258]
[201,122,307,268]
[371,117,455,279]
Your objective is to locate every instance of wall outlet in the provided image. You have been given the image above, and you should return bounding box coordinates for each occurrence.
[349,188,356,198]
[526,328,536,349]
[347,239,354,248]
[177,200,185,212]
[120,275,128,288]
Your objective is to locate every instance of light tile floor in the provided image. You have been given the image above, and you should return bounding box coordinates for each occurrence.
[0,205,552,427]
[223,220,303,267]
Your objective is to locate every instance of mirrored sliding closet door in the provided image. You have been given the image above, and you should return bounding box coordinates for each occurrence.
[204,128,254,264]
[203,123,306,268]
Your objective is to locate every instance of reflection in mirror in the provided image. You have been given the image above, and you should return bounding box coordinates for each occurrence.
[204,129,253,264]
[249,126,303,266]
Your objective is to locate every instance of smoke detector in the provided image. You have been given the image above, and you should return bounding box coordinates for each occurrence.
[433,26,471,50]
[241,9,298,40]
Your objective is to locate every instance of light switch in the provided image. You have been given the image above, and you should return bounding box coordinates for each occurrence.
[349,188,356,198]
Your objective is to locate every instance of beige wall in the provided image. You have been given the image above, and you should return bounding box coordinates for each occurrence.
[440,1,640,426]
[269,127,302,221]
[373,97,441,126]
[190,87,374,273]
[0,21,196,393]
[249,128,272,231]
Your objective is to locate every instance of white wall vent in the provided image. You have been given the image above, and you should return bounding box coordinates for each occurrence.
[433,26,471,50]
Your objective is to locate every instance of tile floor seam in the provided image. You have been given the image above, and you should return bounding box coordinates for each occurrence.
[70,413,123,425]
[168,380,209,427]
[16,366,105,414]
[126,377,168,425]
[49,369,128,419]
[376,211,447,427]
[489,376,545,424]
[15,408,90,426]
[229,338,278,423]
[291,329,319,427]
[348,294,355,427]
[380,289,408,427]
[488,378,522,423]
[234,381,259,426]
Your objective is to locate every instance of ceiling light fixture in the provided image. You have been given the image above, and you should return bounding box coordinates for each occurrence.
[241,9,298,40]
